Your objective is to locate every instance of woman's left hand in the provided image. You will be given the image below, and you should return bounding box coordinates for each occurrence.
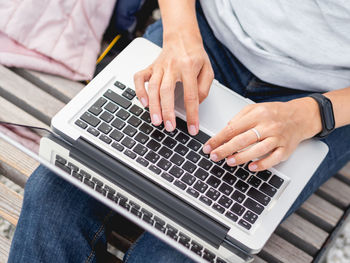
[202,97,323,172]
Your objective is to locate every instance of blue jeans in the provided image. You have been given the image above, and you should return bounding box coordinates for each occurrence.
[9,3,350,263]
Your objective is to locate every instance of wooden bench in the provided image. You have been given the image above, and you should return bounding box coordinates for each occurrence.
[0,65,349,263]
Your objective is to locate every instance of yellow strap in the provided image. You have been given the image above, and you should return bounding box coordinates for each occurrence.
[96,34,121,64]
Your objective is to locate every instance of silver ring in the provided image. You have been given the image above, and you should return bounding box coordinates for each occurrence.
[251,128,261,142]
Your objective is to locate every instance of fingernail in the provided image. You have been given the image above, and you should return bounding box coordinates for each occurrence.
[165,120,174,132]
[188,125,197,136]
[227,157,236,166]
[140,97,148,107]
[152,114,161,125]
[249,163,258,171]
[202,145,211,154]
[210,153,218,162]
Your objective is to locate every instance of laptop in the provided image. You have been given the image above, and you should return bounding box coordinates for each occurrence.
[1,38,329,263]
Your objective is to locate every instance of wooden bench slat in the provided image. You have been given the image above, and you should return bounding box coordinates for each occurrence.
[253,256,268,263]
[259,234,313,263]
[0,66,65,125]
[12,69,84,103]
[317,177,350,209]
[0,234,11,263]
[297,194,343,232]
[276,213,328,256]
[0,182,22,226]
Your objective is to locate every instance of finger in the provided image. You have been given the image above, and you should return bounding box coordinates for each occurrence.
[148,68,164,126]
[197,62,214,103]
[248,147,286,171]
[134,68,152,107]
[182,72,199,136]
[226,137,278,167]
[160,70,176,132]
[210,128,263,162]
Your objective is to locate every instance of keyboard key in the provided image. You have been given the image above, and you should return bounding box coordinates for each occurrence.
[126,87,136,96]
[154,216,166,226]
[111,118,125,130]
[141,208,153,218]
[248,176,262,188]
[194,168,209,181]
[210,165,225,178]
[157,158,172,171]
[222,173,237,185]
[206,188,220,201]
[129,104,143,116]
[238,219,252,230]
[151,129,165,142]
[260,183,277,197]
[158,146,172,158]
[91,177,103,187]
[187,139,201,151]
[203,250,216,262]
[161,172,174,182]
[123,125,137,137]
[145,151,160,163]
[231,203,245,216]
[179,233,191,246]
[146,139,161,151]
[218,195,233,208]
[207,176,221,188]
[182,161,196,173]
[199,195,212,206]
[104,102,119,113]
[127,116,141,127]
[83,178,95,189]
[95,186,106,196]
[244,211,258,224]
[99,134,112,144]
[175,117,188,133]
[116,108,130,120]
[243,198,264,215]
[247,188,271,206]
[136,157,149,167]
[169,166,184,178]
[110,129,124,141]
[192,130,211,144]
[163,137,177,149]
[181,173,196,186]
[122,90,135,100]
[133,144,148,156]
[114,81,126,90]
[256,170,272,181]
[66,162,78,172]
[139,123,153,134]
[231,190,245,203]
[72,171,83,181]
[186,188,199,198]
[149,164,161,175]
[134,132,149,144]
[198,158,212,170]
[81,112,100,127]
[100,111,114,123]
[223,163,237,174]
[124,149,136,159]
[104,185,116,194]
[75,119,87,129]
[199,148,210,158]
[191,241,203,253]
[186,151,200,163]
[225,211,238,222]
[140,111,151,123]
[98,122,112,134]
[55,155,67,165]
[175,132,190,144]
[87,127,100,137]
[218,183,233,195]
[170,153,185,166]
[164,129,178,137]
[94,97,107,107]
[121,137,136,149]
[269,175,284,189]
[104,89,131,109]
[112,142,124,152]
[235,180,249,193]
[235,168,249,180]
[155,223,166,233]
[212,203,225,214]
[88,105,102,115]
[193,180,208,193]
[174,180,187,190]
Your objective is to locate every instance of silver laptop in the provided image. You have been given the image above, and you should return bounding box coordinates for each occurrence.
[2,38,329,263]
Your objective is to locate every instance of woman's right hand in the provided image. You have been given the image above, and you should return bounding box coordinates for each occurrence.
[134,31,214,135]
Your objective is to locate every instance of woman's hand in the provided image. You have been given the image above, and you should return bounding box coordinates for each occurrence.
[202,97,323,171]
[134,32,213,135]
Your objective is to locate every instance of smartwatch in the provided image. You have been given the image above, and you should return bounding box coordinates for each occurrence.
[308,93,335,139]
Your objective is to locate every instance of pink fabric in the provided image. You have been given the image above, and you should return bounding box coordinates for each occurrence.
[0,0,116,81]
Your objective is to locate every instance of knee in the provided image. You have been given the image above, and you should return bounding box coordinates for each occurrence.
[143,20,163,47]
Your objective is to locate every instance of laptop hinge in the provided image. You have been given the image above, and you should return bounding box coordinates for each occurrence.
[222,238,254,263]
[70,137,229,248]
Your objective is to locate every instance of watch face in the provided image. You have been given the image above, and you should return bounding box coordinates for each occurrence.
[323,99,335,130]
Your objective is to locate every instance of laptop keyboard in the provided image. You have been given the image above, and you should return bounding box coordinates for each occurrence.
[54,155,227,263]
[73,80,286,232]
